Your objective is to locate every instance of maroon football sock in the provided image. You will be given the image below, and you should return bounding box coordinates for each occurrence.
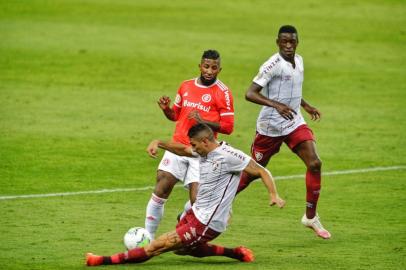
[186,244,242,260]
[237,171,256,193]
[305,170,321,219]
[105,247,150,264]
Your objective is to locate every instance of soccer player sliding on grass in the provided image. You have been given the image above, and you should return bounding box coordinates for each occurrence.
[86,123,285,266]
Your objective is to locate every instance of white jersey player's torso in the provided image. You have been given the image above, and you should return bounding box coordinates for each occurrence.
[192,142,250,232]
[253,52,306,136]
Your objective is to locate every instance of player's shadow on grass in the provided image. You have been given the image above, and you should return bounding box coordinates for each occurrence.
[118,256,244,268]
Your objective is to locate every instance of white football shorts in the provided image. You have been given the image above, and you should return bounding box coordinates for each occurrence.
[158,150,200,187]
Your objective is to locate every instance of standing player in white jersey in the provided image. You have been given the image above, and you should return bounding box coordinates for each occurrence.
[237,25,331,239]
[144,50,235,239]
[86,123,285,266]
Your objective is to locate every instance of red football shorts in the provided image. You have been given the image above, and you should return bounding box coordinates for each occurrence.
[251,124,315,166]
[176,209,220,247]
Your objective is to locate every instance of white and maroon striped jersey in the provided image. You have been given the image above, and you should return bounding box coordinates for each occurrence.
[253,53,306,136]
[192,142,251,232]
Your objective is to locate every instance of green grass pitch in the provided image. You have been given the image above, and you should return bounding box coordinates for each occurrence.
[1,0,405,269]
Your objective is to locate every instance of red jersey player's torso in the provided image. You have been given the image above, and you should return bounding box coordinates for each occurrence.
[172,78,233,145]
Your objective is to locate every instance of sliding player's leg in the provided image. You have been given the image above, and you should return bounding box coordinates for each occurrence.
[86,230,183,266]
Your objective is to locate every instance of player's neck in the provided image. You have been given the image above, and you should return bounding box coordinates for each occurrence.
[201,142,221,157]
[197,76,216,87]
[208,142,221,154]
[279,53,296,67]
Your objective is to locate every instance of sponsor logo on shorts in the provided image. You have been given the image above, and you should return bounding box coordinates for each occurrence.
[163,158,170,166]
[183,232,192,240]
[190,227,197,237]
[255,151,263,161]
[202,94,211,103]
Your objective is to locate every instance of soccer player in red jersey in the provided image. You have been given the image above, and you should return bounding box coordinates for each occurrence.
[144,50,234,239]
[237,25,331,239]
[86,124,285,266]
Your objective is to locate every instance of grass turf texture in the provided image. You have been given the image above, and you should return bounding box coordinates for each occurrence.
[1,0,405,269]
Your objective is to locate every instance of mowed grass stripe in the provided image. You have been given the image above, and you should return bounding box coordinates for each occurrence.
[1,165,404,201]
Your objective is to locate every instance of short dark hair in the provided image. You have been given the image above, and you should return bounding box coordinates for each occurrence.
[278,25,298,35]
[188,123,214,141]
[202,49,220,60]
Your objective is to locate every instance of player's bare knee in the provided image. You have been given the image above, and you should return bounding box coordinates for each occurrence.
[308,158,322,172]
[154,171,177,198]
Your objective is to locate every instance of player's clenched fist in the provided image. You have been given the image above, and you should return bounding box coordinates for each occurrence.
[146,140,160,158]
[157,96,171,110]
[270,195,286,208]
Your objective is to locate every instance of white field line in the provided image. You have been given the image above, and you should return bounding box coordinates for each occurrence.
[0,165,405,201]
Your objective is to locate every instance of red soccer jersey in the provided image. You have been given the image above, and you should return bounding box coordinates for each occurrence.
[171,78,234,145]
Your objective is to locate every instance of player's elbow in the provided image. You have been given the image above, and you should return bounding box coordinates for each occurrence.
[245,91,256,102]
[219,123,234,135]
[245,91,251,101]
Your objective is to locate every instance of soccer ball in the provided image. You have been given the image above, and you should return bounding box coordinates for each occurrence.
[123,227,151,250]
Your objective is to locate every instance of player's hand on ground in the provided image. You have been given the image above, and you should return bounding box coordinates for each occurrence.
[270,195,286,208]
[157,96,171,110]
[275,103,296,120]
[304,105,321,121]
[188,110,203,123]
[146,140,160,158]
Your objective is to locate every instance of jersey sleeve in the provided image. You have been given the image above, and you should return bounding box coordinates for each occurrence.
[253,57,281,87]
[172,84,183,120]
[225,147,251,173]
[215,84,235,134]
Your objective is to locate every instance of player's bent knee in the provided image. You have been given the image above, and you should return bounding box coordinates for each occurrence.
[308,158,322,172]
[154,171,177,198]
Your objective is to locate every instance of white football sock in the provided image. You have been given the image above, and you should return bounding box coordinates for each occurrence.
[145,193,167,239]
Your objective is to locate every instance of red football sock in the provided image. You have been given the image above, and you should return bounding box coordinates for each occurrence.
[305,170,321,219]
[126,247,151,263]
[105,247,150,264]
[185,244,242,260]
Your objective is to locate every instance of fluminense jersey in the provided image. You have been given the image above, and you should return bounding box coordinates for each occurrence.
[172,78,234,145]
[192,142,251,232]
[253,53,306,137]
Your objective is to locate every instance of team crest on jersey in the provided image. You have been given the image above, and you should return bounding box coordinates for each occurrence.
[163,158,170,166]
[175,94,181,104]
[212,161,219,171]
[254,151,263,161]
[202,94,212,103]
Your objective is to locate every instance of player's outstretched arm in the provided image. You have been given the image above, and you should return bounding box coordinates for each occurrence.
[301,98,321,121]
[246,83,296,120]
[243,159,285,208]
[147,140,194,158]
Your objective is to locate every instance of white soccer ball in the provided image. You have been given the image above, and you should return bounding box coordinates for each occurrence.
[123,227,151,250]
